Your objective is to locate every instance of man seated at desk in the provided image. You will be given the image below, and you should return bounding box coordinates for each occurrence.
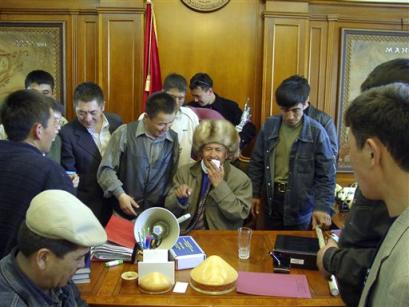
[165,120,252,231]
[0,189,107,306]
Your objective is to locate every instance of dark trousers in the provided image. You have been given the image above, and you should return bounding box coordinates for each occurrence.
[264,186,310,230]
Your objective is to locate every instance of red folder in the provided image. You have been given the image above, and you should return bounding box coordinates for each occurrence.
[105,215,136,249]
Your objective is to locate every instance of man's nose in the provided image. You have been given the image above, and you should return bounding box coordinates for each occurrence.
[85,113,93,121]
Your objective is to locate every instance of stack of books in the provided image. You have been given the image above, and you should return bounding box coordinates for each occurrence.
[72,253,91,284]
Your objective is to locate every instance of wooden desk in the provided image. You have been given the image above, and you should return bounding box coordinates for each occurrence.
[78,230,345,306]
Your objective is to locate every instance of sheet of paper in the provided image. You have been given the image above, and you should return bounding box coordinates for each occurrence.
[105,215,135,249]
[143,249,168,263]
[236,271,311,298]
[173,282,189,293]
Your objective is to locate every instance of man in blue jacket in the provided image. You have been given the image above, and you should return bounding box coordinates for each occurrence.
[248,76,336,229]
[0,90,74,259]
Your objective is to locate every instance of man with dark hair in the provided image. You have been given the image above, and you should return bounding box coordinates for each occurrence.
[24,70,68,163]
[317,58,409,307]
[98,92,179,219]
[0,70,66,164]
[0,189,107,305]
[24,70,55,97]
[248,76,335,230]
[360,58,409,91]
[342,83,409,306]
[280,75,338,157]
[0,90,74,259]
[139,73,199,166]
[59,82,122,226]
[187,72,256,149]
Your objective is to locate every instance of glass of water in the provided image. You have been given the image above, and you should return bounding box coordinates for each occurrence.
[238,227,252,260]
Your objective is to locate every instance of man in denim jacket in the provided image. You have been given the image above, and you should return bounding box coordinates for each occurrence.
[248,76,336,229]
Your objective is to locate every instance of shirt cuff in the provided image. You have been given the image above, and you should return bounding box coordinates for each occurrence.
[323,246,338,274]
[113,187,125,199]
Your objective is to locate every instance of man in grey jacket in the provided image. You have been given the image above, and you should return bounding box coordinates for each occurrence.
[98,92,179,219]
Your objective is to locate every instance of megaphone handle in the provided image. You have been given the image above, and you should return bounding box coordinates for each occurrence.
[177,213,191,224]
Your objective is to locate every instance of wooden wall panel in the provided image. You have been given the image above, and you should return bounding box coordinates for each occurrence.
[99,13,143,123]
[77,15,98,85]
[261,16,309,120]
[154,0,264,125]
[309,21,328,114]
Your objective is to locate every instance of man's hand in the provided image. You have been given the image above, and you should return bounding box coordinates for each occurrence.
[251,198,262,217]
[175,184,192,198]
[312,211,332,229]
[317,238,339,279]
[205,160,224,187]
[118,193,140,216]
[69,173,80,188]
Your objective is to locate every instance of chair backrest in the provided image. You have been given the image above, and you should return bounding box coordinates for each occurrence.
[189,107,225,121]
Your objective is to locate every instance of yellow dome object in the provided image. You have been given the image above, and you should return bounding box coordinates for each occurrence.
[138,272,173,294]
[190,255,238,295]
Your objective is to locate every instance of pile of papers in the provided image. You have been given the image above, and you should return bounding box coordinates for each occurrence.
[91,243,133,261]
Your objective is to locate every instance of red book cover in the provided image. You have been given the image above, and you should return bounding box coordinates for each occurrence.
[105,215,136,249]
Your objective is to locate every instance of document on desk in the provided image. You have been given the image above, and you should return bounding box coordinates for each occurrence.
[105,215,135,249]
[237,271,311,298]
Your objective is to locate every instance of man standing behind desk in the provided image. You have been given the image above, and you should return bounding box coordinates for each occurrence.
[248,77,335,230]
[287,75,338,158]
[0,90,74,259]
[139,73,199,166]
[187,72,256,150]
[98,92,179,219]
[59,82,122,226]
[0,189,107,306]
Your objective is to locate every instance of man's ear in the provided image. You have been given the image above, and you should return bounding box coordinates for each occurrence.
[101,101,106,112]
[32,123,43,140]
[35,248,52,270]
[365,138,382,167]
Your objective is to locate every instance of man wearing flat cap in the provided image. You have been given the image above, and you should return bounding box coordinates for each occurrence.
[0,190,107,306]
[165,120,252,231]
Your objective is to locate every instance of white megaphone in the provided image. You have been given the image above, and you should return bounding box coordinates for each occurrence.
[133,207,191,249]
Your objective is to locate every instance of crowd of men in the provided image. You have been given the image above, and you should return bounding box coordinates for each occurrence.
[0,59,408,306]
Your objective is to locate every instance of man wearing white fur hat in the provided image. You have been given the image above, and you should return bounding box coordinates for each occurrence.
[165,120,252,231]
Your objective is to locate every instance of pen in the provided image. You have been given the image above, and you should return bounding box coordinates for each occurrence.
[105,259,123,267]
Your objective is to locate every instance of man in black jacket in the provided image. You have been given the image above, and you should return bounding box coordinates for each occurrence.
[317,58,409,307]
[60,82,122,226]
[187,72,256,150]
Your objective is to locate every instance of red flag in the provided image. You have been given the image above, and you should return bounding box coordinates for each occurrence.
[143,0,162,106]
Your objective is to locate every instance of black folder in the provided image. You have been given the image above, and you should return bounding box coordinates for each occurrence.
[272,235,319,270]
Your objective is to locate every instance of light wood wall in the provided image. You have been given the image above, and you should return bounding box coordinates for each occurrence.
[1,0,408,184]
